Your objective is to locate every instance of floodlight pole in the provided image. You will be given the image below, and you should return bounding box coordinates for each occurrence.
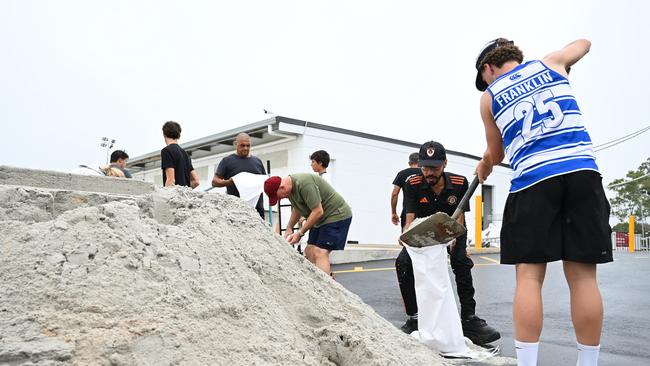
[100,137,116,165]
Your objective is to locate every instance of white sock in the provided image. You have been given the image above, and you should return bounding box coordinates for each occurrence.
[576,342,600,366]
[515,340,539,366]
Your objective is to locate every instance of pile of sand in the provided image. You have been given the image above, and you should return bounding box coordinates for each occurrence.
[0,173,513,365]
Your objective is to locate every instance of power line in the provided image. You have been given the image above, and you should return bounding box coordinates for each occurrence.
[593,125,650,152]
[593,125,649,149]
[607,172,650,188]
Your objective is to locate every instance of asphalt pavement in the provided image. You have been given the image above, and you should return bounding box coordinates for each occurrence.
[331,251,650,365]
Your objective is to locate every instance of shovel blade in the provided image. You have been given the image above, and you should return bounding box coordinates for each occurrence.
[399,212,467,248]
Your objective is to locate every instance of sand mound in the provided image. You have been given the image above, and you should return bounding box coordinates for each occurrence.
[0,170,514,365]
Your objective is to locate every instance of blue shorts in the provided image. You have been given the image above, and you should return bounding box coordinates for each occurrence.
[307,217,352,251]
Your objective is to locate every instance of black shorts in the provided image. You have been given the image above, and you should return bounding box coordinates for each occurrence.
[500,170,613,264]
[307,217,352,251]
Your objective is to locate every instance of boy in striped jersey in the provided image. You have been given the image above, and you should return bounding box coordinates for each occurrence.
[474,39,612,366]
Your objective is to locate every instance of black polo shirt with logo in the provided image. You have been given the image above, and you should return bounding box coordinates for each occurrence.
[403,171,470,218]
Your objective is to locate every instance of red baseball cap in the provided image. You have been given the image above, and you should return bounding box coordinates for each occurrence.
[264,176,282,205]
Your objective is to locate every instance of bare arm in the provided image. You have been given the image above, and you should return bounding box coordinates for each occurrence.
[298,204,324,234]
[391,185,401,225]
[397,213,416,246]
[476,91,505,183]
[543,39,591,77]
[211,174,234,187]
[164,168,175,187]
[284,208,302,239]
[456,212,465,226]
[287,204,324,244]
[403,213,416,232]
[190,170,200,189]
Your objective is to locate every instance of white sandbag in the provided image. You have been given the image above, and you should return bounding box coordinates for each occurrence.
[231,172,268,207]
[405,244,469,355]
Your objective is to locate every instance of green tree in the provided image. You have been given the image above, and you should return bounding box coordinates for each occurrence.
[612,222,644,234]
[608,157,650,234]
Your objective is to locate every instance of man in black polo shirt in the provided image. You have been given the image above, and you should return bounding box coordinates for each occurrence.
[390,152,421,229]
[395,141,500,346]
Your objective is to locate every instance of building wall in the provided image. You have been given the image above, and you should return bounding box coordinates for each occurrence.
[134,136,299,191]
[298,128,413,244]
[282,124,512,245]
[132,125,512,245]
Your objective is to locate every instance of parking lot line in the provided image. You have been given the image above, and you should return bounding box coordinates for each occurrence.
[480,256,500,264]
[334,267,395,274]
[333,261,499,274]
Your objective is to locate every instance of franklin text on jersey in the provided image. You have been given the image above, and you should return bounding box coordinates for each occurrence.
[487,60,599,192]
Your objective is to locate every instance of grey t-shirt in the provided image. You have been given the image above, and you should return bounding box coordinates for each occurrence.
[215,154,266,209]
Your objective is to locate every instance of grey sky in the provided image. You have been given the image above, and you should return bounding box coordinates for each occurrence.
[1,0,648,192]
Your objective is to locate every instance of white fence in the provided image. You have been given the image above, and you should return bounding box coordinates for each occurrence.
[612,232,650,251]
[471,231,650,252]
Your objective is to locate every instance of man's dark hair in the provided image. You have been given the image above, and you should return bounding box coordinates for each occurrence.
[162,121,182,139]
[310,150,330,168]
[408,152,419,165]
[110,150,129,163]
[478,38,524,69]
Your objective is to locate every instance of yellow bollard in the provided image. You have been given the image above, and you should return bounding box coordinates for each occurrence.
[629,215,635,253]
[475,195,482,250]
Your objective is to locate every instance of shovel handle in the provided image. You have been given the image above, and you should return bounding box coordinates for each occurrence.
[450,176,480,220]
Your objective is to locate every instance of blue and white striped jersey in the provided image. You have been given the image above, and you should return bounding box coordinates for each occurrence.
[487,60,599,192]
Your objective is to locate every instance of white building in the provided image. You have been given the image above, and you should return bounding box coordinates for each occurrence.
[129,116,512,245]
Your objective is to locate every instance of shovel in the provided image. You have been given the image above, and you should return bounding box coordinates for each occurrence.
[399,176,480,247]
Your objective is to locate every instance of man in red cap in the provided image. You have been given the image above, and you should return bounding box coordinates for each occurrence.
[264,174,352,276]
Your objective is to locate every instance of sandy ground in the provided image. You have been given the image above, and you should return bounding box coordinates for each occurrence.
[0,181,514,365]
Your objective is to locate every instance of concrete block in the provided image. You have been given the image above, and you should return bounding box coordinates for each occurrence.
[0,165,154,196]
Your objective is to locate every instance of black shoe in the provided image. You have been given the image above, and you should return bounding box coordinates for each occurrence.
[462,315,501,345]
[400,318,418,334]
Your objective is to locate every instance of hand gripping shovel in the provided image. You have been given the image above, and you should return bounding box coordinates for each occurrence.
[399,176,480,247]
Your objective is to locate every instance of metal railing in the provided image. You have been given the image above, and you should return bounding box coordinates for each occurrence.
[276,200,304,254]
[612,232,650,252]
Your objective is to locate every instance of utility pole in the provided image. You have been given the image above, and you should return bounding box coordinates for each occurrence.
[640,188,650,238]
[100,137,115,165]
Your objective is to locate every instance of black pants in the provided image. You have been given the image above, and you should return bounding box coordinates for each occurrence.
[395,234,476,319]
